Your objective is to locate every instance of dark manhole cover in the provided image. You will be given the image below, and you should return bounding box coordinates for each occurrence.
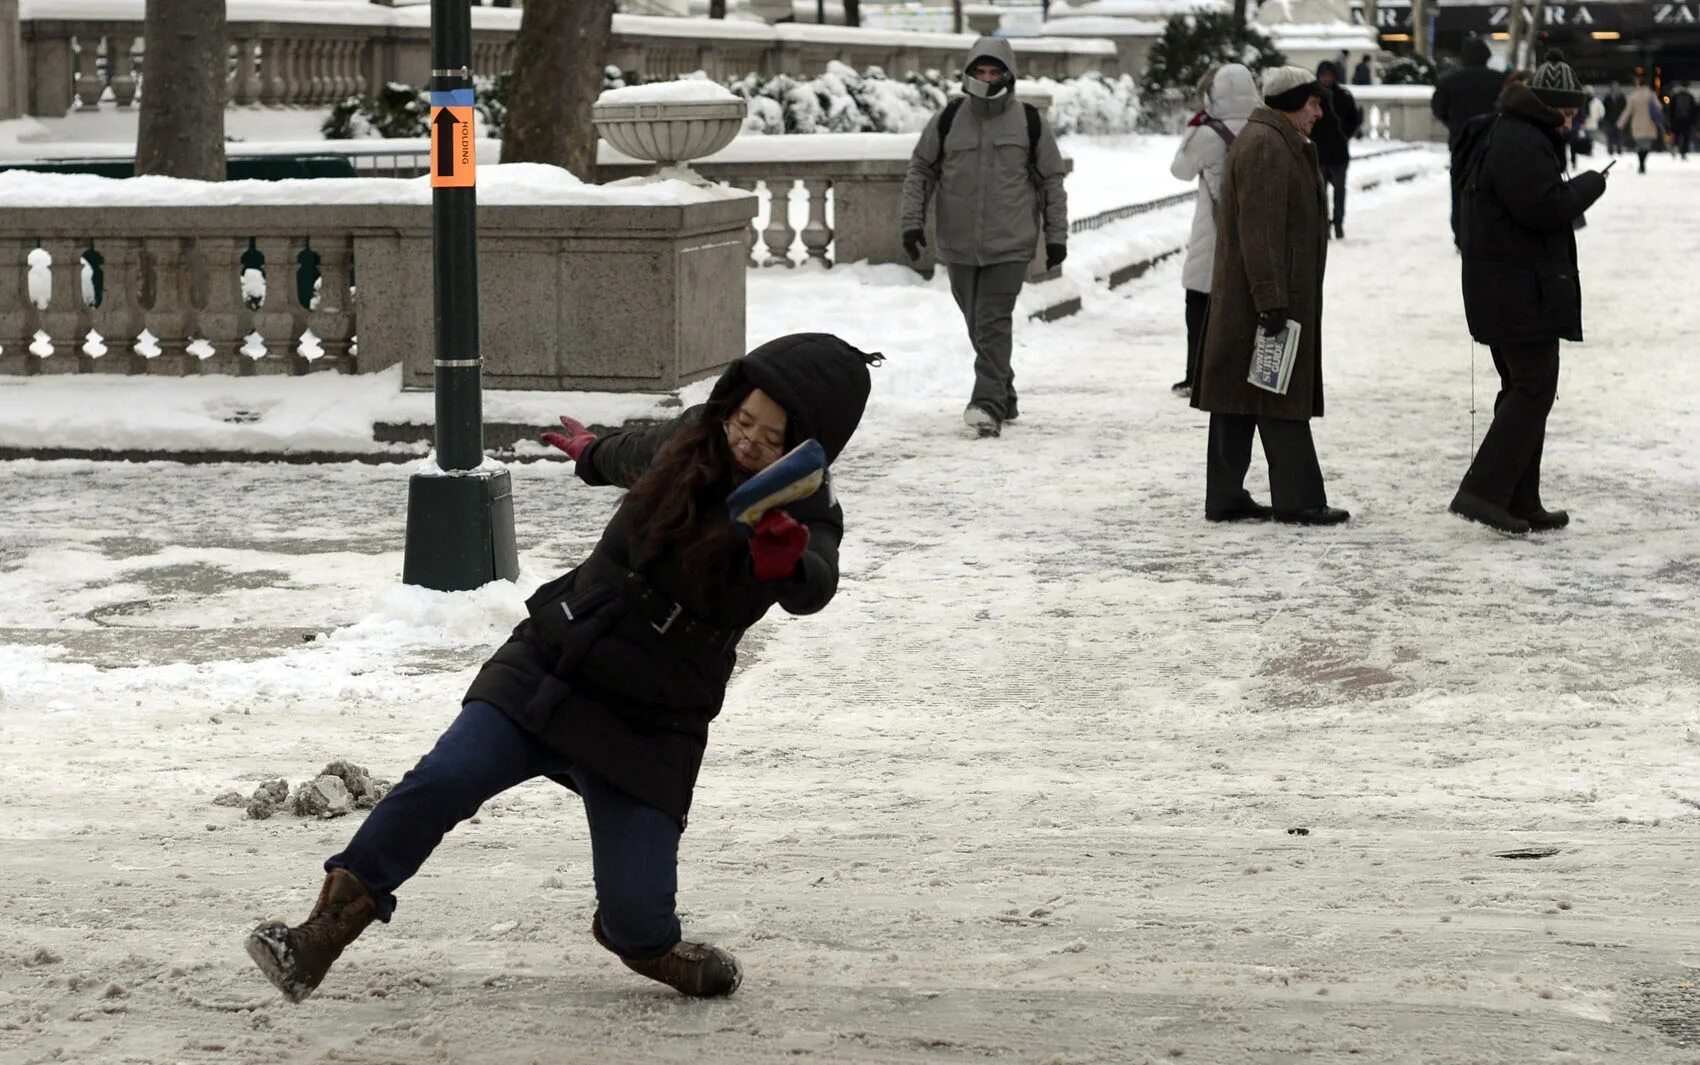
[1632,972,1700,1047]
[1492,847,1561,859]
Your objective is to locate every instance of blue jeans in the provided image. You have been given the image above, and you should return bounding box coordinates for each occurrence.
[327,700,683,958]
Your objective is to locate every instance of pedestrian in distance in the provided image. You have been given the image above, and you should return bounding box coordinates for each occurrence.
[1168,63,1258,397]
[1602,84,1627,155]
[245,334,881,1003]
[1352,55,1373,86]
[900,36,1069,439]
[1313,60,1363,240]
[1668,81,1697,160]
[1449,56,1608,535]
[1618,75,1663,173]
[1432,36,1505,242]
[1191,66,1349,527]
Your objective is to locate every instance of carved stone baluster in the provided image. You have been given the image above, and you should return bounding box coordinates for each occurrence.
[331,39,354,100]
[307,236,354,372]
[729,179,761,264]
[311,38,332,105]
[142,239,195,376]
[88,239,144,374]
[110,35,139,107]
[195,238,249,376]
[351,37,370,98]
[251,237,298,374]
[260,37,287,107]
[39,242,91,373]
[281,37,304,106]
[761,178,797,268]
[73,36,105,110]
[0,241,33,376]
[800,179,833,265]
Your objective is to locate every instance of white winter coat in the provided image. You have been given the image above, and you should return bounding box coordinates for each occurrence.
[1171,65,1259,293]
[1585,95,1605,132]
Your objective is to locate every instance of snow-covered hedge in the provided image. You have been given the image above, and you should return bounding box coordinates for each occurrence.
[323,65,1141,140]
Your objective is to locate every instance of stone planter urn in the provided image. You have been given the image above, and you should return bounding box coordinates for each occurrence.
[593,82,745,185]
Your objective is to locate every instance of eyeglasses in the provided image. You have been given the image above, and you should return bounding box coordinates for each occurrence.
[724,417,782,461]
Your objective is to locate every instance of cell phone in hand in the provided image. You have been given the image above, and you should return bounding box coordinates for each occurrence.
[1602,159,1617,173]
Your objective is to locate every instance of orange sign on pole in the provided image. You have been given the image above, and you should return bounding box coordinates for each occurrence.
[430,100,476,188]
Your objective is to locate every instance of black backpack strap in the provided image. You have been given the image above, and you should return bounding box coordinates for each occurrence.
[932,98,965,169]
[1024,102,1041,169]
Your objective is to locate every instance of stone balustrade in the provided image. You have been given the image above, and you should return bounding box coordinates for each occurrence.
[0,192,757,390]
[599,131,1071,280]
[1353,86,1448,144]
[16,4,1116,118]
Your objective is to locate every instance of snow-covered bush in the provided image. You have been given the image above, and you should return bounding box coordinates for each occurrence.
[1381,54,1438,86]
[1141,12,1285,130]
[322,76,507,140]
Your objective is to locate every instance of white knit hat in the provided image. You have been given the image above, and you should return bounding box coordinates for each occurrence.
[1261,65,1323,111]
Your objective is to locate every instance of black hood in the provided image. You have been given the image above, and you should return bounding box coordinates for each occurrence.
[1462,36,1492,67]
[1316,60,1342,83]
[706,333,881,464]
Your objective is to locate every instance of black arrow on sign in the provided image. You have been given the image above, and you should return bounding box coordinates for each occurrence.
[433,108,461,179]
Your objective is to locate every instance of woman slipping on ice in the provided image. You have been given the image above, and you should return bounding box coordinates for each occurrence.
[246,333,881,1002]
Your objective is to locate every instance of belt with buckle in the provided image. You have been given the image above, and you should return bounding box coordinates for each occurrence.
[615,567,742,658]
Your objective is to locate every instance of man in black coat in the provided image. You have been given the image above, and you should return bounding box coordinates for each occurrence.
[1313,61,1362,240]
[1449,57,1609,535]
[1669,82,1697,159]
[1432,36,1505,241]
[1602,85,1627,154]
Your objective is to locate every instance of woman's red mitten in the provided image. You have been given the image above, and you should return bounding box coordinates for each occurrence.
[750,510,810,582]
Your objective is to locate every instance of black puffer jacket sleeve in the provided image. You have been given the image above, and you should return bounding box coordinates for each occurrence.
[765,470,843,616]
[1487,125,1607,233]
[575,407,703,488]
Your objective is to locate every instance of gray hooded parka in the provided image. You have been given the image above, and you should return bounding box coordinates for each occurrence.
[900,37,1069,267]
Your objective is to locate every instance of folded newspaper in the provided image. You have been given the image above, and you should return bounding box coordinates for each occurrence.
[1247,319,1302,395]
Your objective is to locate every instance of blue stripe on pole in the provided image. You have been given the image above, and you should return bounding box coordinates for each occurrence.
[430,89,475,108]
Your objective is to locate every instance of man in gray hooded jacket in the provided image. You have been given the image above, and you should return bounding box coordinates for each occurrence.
[900,37,1069,438]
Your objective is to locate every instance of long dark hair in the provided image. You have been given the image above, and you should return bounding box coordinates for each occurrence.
[621,386,753,581]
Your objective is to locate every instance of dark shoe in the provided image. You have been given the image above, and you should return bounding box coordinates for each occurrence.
[963,403,1001,438]
[1206,500,1274,523]
[1004,398,1019,422]
[1449,490,1530,535]
[247,868,378,1003]
[1170,380,1192,396]
[1274,506,1350,526]
[1333,221,1344,240]
[592,912,741,998]
[1518,507,1570,531]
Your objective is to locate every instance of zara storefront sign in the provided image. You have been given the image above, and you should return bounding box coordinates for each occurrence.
[1356,0,1696,31]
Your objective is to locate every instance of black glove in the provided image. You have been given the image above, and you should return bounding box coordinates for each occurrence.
[902,228,925,262]
[1045,243,1067,270]
[1258,308,1288,334]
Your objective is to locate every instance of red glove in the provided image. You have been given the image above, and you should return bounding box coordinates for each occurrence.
[540,415,597,460]
[749,509,809,582]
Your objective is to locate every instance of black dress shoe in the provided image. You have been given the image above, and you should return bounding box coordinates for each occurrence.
[1519,507,1570,531]
[1170,380,1192,396]
[1274,506,1350,526]
[1206,501,1274,523]
[1449,490,1530,534]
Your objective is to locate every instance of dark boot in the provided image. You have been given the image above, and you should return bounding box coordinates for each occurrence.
[1450,490,1531,535]
[1519,506,1570,531]
[246,868,378,1003]
[1274,505,1350,526]
[1206,499,1274,523]
[592,911,742,998]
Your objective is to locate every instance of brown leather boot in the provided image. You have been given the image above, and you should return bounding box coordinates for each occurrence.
[591,911,742,998]
[246,868,377,1003]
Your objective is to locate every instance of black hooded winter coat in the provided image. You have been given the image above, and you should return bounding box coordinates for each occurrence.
[1312,62,1362,166]
[1455,83,1607,346]
[1431,38,1504,147]
[464,333,878,826]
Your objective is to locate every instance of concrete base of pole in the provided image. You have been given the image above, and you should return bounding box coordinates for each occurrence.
[401,466,519,591]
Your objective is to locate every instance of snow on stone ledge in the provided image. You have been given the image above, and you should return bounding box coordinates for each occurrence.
[598,81,743,105]
[0,163,751,208]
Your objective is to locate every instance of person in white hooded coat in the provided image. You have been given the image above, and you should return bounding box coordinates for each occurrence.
[1168,64,1258,396]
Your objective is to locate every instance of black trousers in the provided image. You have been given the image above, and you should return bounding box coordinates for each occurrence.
[1182,289,1210,388]
[1459,339,1560,513]
[1207,413,1328,514]
[1321,162,1348,227]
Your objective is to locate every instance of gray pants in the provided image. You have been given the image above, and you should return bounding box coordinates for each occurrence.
[947,261,1028,422]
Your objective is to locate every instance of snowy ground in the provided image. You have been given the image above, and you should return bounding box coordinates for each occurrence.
[3,161,1700,1064]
